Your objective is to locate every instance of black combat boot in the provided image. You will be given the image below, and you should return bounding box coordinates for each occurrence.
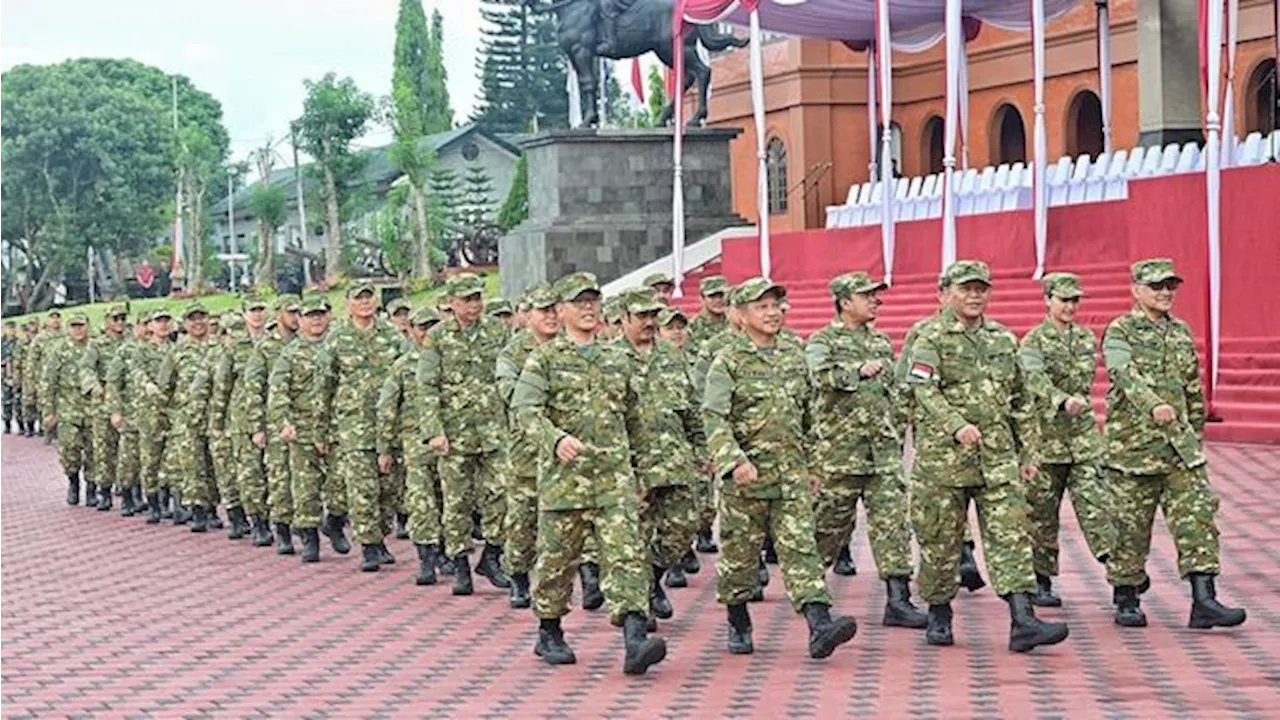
[1188,573,1247,629]
[226,507,248,540]
[189,505,208,533]
[665,564,688,588]
[159,489,173,519]
[275,523,295,555]
[650,565,674,619]
[883,577,928,629]
[763,534,778,564]
[509,572,531,609]
[360,544,381,572]
[376,543,395,565]
[145,493,162,524]
[749,583,765,602]
[1006,592,1070,653]
[834,545,858,576]
[452,554,474,596]
[579,562,604,610]
[84,481,98,509]
[394,512,410,540]
[471,512,483,541]
[727,603,754,655]
[171,491,190,525]
[96,484,112,511]
[534,618,577,665]
[1031,573,1062,607]
[132,486,147,512]
[250,516,273,547]
[206,508,223,530]
[1113,586,1148,627]
[926,603,954,646]
[475,543,511,588]
[300,528,321,563]
[681,549,700,575]
[120,487,137,517]
[66,472,80,506]
[438,554,456,576]
[757,556,770,587]
[622,612,667,675]
[959,541,987,592]
[322,513,351,555]
[415,544,438,585]
[803,602,858,659]
[696,529,719,553]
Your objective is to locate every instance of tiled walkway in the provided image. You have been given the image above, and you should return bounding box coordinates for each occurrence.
[2,437,1277,718]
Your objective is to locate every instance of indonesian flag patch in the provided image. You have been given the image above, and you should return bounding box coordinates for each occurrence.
[909,362,935,381]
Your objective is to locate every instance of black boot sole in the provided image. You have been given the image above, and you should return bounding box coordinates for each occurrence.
[651,599,674,620]
[534,643,577,665]
[1009,623,1069,653]
[509,595,530,609]
[960,570,987,592]
[884,606,929,629]
[1030,594,1063,608]
[1115,611,1148,627]
[623,638,667,675]
[453,583,474,596]
[926,631,955,646]
[728,630,754,655]
[809,617,858,659]
[665,573,688,588]
[1189,607,1246,629]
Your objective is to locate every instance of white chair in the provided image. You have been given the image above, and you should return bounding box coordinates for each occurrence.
[863,182,884,224]
[1266,131,1278,162]
[956,168,980,214]
[1104,150,1129,201]
[985,164,1010,213]
[902,176,925,220]
[825,206,841,229]
[1158,143,1180,174]
[972,166,997,213]
[1047,156,1073,206]
[1066,154,1092,204]
[1175,142,1199,173]
[922,174,942,218]
[1238,132,1263,165]
[1140,145,1163,176]
[1001,163,1024,210]
[1084,154,1109,202]
[1123,146,1145,177]
[843,183,860,206]
[1020,164,1036,208]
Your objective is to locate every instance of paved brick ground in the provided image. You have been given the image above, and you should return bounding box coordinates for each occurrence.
[2,436,1278,719]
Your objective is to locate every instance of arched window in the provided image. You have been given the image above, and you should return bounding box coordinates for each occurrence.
[875,122,903,177]
[990,103,1027,166]
[1245,59,1277,134]
[1066,90,1105,158]
[766,137,788,214]
[922,116,945,175]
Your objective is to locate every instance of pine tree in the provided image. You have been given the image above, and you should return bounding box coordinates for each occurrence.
[462,166,494,228]
[474,0,567,132]
[647,64,668,127]
[425,9,453,132]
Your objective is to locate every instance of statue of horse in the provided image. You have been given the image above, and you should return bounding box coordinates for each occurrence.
[534,0,748,128]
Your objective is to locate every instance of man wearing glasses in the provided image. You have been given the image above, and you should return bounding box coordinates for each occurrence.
[1101,258,1246,630]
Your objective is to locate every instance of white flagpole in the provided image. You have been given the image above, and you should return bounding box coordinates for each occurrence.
[942,0,961,271]
[1032,0,1048,279]
[1221,0,1240,165]
[748,10,771,280]
[1205,0,1225,406]
[867,45,879,184]
[1097,0,1114,154]
[672,33,686,297]
[876,0,895,285]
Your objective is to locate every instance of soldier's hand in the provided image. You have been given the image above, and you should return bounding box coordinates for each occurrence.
[732,460,758,485]
[279,423,297,443]
[252,431,266,449]
[809,476,821,494]
[555,435,584,463]
[859,359,885,378]
[110,412,123,429]
[1019,463,1039,481]
[699,461,714,476]
[954,424,982,447]
[428,435,450,453]
[1152,404,1177,425]
[378,454,394,474]
[91,386,103,399]
[144,382,160,397]
[1063,396,1089,417]
[44,415,57,431]
[314,442,328,456]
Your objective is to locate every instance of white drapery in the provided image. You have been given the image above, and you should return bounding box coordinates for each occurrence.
[1220,0,1240,166]
[876,0,897,284]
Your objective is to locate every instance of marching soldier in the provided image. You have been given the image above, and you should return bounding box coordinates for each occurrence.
[250,295,301,552]
[25,312,63,440]
[82,305,129,511]
[642,272,676,305]
[159,304,216,530]
[41,313,94,505]
[221,296,273,545]
[204,314,245,535]
[108,315,150,516]
[2,321,17,434]
[134,310,174,523]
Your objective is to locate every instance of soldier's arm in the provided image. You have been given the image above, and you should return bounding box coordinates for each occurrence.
[375,360,404,457]
[676,360,707,454]
[190,357,214,422]
[104,351,126,416]
[39,348,58,418]
[266,351,292,435]
[79,345,103,398]
[1102,322,1166,416]
[1010,348,1042,467]
[1181,327,1207,433]
[512,350,568,458]
[415,339,445,441]
[907,335,971,438]
[242,349,268,435]
[209,353,233,435]
[313,344,337,447]
[804,334,860,392]
[494,349,522,410]
[701,354,748,480]
[1018,330,1074,413]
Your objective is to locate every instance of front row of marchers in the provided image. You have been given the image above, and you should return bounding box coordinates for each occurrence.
[31,256,1245,676]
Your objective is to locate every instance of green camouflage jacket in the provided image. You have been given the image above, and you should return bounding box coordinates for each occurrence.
[104,338,141,427]
[375,346,422,457]
[616,338,705,492]
[219,333,265,436]
[495,331,542,479]
[23,330,60,395]
[83,331,127,421]
[702,332,815,500]
[244,330,294,437]
[806,320,904,478]
[512,335,640,511]
[416,315,507,454]
[266,334,328,446]
[688,310,727,357]
[157,336,211,431]
[1102,308,1206,473]
[39,336,93,426]
[692,327,738,402]
[315,317,404,451]
[129,340,171,432]
[1019,317,1104,464]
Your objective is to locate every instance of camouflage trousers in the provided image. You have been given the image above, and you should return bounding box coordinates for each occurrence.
[391,458,407,514]
[266,441,292,525]
[502,473,538,575]
[56,422,90,477]
[170,421,215,508]
[404,444,442,546]
[90,416,119,490]
[21,389,38,427]
[211,435,239,509]
[641,484,699,571]
[1028,461,1118,577]
[2,384,18,427]
[438,450,506,558]
[116,429,141,491]
[913,479,1038,604]
[532,503,650,622]
[139,421,168,494]
[814,472,914,580]
[717,491,832,611]
[337,447,397,546]
[691,470,717,535]
[1106,465,1220,587]
[289,442,326,530]
[233,434,267,518]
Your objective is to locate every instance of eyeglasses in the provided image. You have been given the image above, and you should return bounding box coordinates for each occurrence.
[1146,280,1181,292]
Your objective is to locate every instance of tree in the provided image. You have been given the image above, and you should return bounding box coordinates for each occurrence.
[496,153,528,231]
[461,166,495,229]
[647,64,669,127]
[293,73,376,280]
[473,0,568,132]
[246,140,286,289]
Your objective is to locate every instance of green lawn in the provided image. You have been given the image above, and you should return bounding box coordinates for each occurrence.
[7,274,502,327]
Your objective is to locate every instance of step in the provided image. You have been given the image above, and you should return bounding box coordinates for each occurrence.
[1217,368,1280,387]
[1214,385,1280,404]
[1217,352,1280,370]
[1219,338,1280,354]
[1210,401,1280,424]
[1205,421,1280,445]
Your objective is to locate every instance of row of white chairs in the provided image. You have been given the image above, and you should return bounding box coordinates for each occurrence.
[826,131,1278,229]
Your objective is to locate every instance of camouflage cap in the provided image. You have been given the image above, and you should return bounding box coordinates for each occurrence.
[524,282,558,310]
[106,304,129,319]
[619,288,665,315]
[221,314,245,332]
[730,276,787,306]
[486,298,514,317]
[347,280,377,299]
[1132,258,1182,285]
[242,294,269,311]
[602,296,625,324]
[149,307,173,322]
[410,307,440,326]
[658,307,688,327]
[643,272,675,289]
[387,298,412,315]
[300,295,331,315]
[444,272,485,298]
[943,260,992,287]
[67,312,88,326]
[1041,272,1084,299]
[274,294,301,312]
[699,275,728,297]
[182,303,209,320]
[47,309,61,318]
[829,271,887,299]
[554,271,601,302]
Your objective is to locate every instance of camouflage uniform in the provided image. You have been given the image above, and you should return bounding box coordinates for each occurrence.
[806,274,914,580]
[82,307,128,492]
[376,311,440,545]
[220,302,269,523]
[268,308,331,532]
[133,315,173,496]
[106,327,144,497]
[315,287,406,548]
[692,326,740,539]
[687,275,729,357]
[23,324,60,432]
[160,307,216,510]
[41,318,92,478]
[496,317,551,579]
[203,318,240,512]
[417,274,509,561]
[513,273,651,623]
[253,296,300,527]
[905,263,1040,605]
[1018,273,1117,582]
[2,328,17,432]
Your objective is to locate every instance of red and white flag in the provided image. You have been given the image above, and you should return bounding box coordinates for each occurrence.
[629,57,645,105]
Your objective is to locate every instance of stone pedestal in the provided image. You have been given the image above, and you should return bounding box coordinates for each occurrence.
[1136,0,1204,147]
[499,128,748,299]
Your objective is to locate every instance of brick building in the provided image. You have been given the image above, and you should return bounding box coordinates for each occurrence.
[705,0,1278,231]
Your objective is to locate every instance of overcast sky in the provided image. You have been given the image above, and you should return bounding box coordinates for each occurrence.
[1,0,485,163]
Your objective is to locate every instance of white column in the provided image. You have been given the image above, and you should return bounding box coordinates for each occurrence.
[867,45,879,183]
[1205,0,1225,406]
[672,33,686,296]
[959,43,971,170]
[749,10,771,280]
[1221,0,1240,166]
[1097,0,1114,153]
[876,0,895,284]
[1032,0,1048,279]
[941,0,961,270]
